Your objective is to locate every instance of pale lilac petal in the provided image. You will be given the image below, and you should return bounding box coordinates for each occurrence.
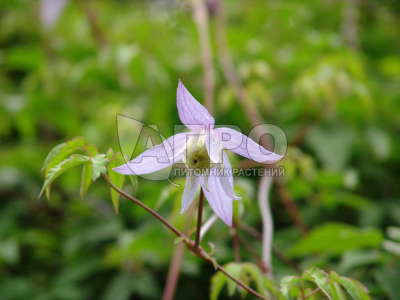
[201,174,233,226]
[215,127,283,163]
[181,176,201,213]
[177,81,215,130]
[113,133,187,175]
[220,152,240,200]
[205,129,223,163]
[40,0,68,29]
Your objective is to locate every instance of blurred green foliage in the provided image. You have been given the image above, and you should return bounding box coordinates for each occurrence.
[0,0,399,299]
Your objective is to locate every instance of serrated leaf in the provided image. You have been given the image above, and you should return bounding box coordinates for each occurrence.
[80,163,93,199]
[224,263,242,296]
[280,276,302,300]
[303,267,336,300]
[332,282,348,300]
[331,272,371,300]
[91,154,108,181]
[39,154,90,199]
[42,137,86,174]
[210,271,227,300]
[241,263,269,297]
[107,151,125,214]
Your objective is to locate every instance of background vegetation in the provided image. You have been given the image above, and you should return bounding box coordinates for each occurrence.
[0,0,399,299]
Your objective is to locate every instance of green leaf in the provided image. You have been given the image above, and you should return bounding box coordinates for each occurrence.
[241,263,270,298]
[80,163,93,199]
[83,144,99,157]
[91,154,108,181]
[210,271,227,300]
[42,137,86,174]
[290,222,382,256]
[107,150,125,214]
[303,267,336,300]
[280,276,302,300]
[39,154,90,199]
[332,281,348,300]
[330,272,371,300]
[224,263,242,296]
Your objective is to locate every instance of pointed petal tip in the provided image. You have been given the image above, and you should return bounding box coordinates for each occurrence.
[176,80,215,129]
[177,79,185,90]
[112,164,139,175]
[224,217,233,227]
[112,165,133,175]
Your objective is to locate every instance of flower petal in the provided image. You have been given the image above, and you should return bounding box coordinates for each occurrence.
[215,127,283,163]
[205,129,223,163]
[40,0,68,29]
[177,81,215,130]
[181,175,201,213]
[220,152,240,200]
[113,133,187,175]
[201,174,233,226]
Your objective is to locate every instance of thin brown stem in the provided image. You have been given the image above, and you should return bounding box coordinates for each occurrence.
[162,242,185,300]
[103,174,270,300]
[76,0,107,47]
[103,174,184,238]
[215,264,268,300]
[275,179,308,235]
[195,190,205,248]
[231,223,241,262]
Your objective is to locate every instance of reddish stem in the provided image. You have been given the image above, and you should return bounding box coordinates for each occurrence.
[162,242,185,300]
[103,174,270,300]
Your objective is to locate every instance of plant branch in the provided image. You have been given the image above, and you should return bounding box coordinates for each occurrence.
[230,222,241,262]
[103,174,184,238]
[195,189,205,248]
[103,174,269,300]
[162,242,185,300]
[275,180,308,234]
[76,0,107,47]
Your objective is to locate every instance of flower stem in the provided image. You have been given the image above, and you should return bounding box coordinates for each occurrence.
[230,223,241,262]
[103,174,269,300]
[102,174,184,238]
[194,189,205,248]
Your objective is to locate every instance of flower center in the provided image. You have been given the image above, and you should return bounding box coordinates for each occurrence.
[185,135,210,170]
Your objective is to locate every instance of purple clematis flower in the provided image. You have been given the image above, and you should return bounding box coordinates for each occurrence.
[114,81,282,226]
